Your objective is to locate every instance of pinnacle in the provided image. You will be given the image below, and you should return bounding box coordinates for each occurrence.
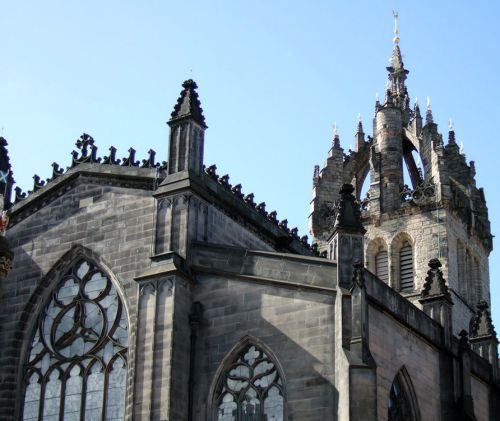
[169,79,207,128]
[390,45,404,71]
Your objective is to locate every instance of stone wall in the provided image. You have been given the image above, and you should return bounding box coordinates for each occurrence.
[0,179,156,419]
[471,375,490,421]
[190,275,336,420]
[368,305,441,421]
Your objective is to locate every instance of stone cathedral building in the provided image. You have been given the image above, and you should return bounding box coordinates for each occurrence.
[0,27,499,421]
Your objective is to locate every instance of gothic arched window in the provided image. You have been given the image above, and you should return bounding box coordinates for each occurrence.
[213,342,285,421]
[388,368,420,421]
[22,259,129,421]
[399,241,414,292]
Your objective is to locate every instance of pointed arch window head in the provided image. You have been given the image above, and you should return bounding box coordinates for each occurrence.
[214,342,284,421]
[22,259,128,421]
[388,367,420,421]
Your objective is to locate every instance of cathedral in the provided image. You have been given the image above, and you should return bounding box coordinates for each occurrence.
[0,19,498,421]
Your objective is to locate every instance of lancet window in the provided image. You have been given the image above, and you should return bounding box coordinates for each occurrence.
[22,259,129,421]
[213,342,284,421]
[387,368,419,421]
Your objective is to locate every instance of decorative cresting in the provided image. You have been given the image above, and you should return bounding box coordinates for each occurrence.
[387,367,420,421]
[22,259,129,421]
[400,182,436,205]
[213,342,284,420]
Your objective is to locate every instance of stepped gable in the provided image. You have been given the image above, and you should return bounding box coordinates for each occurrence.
[169,79,207,128]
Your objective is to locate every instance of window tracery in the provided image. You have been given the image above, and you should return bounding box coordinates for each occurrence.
[214,343,284,421]
[22,259,128,421]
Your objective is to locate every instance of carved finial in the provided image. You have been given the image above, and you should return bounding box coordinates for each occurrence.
[448,118,454,131]
[375,92,380,102]
[459,141,465,156]
[333,184,366,234]
[392,11,400,44]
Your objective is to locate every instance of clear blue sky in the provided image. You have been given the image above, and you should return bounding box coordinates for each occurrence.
[2,1,500,327]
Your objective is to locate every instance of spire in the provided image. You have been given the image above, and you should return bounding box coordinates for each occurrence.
[168,79,207,128]
[355,114,365,151]
[166,80,207,176]
[385,12,409,110]
[448,118,456,145]
[425,96,434,124]
[332,122,341,148]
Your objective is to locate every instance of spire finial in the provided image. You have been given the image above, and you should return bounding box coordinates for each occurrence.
[426,96,431,111]
[333,122,339,138]
[392,11,400,44]
[448,118,454,131]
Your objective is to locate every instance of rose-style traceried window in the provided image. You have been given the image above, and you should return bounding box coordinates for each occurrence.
[214,343,284,421]
[22,259,128,421]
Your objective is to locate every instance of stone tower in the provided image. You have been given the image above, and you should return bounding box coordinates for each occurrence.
[309,30,492,335]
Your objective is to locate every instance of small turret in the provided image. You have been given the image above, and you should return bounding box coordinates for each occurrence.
[167,80,207,176]
[330,184,366,287]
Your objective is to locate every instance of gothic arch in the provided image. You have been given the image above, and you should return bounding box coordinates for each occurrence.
[366,237,389,284]
[208,335,286,421]
[390,232,415,292]
[15,244,130,420]
[387,366,420,421]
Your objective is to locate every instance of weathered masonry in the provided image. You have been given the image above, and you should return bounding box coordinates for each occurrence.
[0,21,498,421]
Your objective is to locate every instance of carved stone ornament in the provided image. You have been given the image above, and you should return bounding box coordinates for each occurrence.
[400,182,436,205]
[470,300,498,340]
[332,184,366,234]
[420,258,452,303]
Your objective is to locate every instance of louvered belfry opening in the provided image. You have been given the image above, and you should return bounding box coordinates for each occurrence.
[399,241,414,292]
[375,249,389,284]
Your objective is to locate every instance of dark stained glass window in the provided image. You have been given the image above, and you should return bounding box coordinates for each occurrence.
[214,343,284,421]
[388,372,417,421]
[22,259,128,420]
